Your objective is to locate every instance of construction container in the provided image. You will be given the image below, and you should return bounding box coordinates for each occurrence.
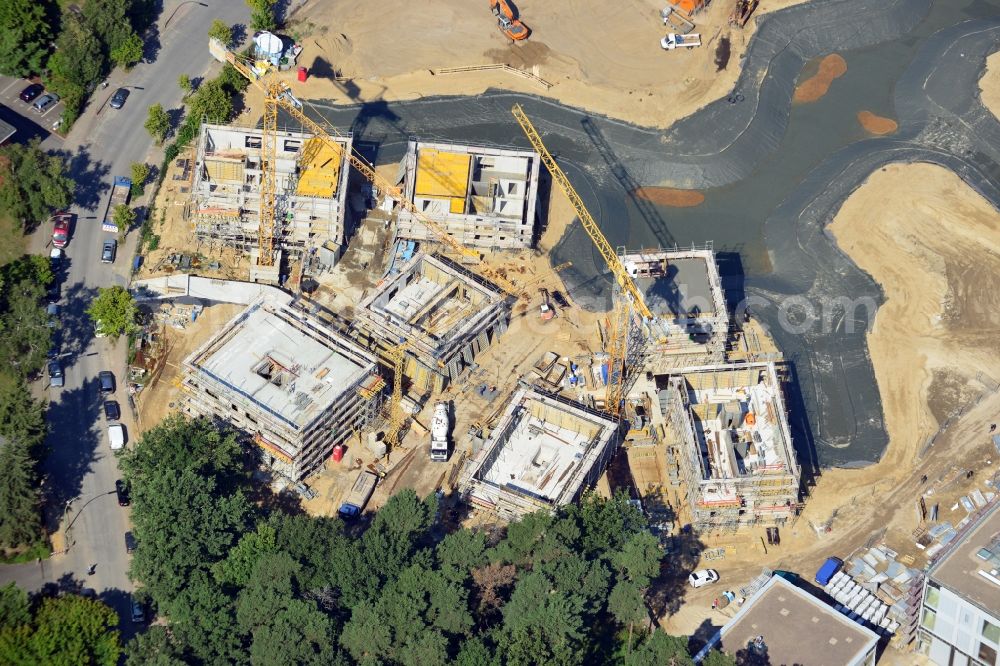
[297,66,307,82]
[332,444,344,462]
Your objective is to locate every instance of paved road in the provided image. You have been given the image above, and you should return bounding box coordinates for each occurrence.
[0,0,249,632]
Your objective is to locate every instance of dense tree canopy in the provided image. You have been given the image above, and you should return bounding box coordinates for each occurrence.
[0,589,121,665]
[87,285,139,338]
[121,416,737,665]
[0,142,74,231]
[0,0,53,77]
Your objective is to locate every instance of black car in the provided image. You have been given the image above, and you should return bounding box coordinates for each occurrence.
[98,371,115,395]
[115,479,130,506]
[46,281,60,303]
[109,88,129,109]
[47,360,64,388]
[104,400,121,420]
[124,531,137,554]
[130,597,145,624]
[101,239,117,263]
[19,83,43,103]
[551,290,570,308]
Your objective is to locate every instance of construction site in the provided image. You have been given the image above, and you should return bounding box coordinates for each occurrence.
[122,4,1000,661]
[180,298,383,481]
[190,122,352,283]
[396,140,540,250]
[351,252,510,394]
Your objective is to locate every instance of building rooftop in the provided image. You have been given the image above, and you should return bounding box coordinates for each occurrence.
[928,501,1000,616]
[465,387,619,511]
[709,575,879,665]
[681,364,798,483]
[188,300,372,430]
[0,118,15,145]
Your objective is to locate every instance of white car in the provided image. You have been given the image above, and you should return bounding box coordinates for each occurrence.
[108,423,125,451]
[688,569,720,588]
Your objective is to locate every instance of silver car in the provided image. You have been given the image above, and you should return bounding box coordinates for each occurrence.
[32,93,59,113]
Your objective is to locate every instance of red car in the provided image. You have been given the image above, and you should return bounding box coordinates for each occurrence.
[52,213,71,248]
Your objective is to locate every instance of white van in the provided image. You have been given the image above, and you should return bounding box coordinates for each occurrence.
[108,423,125,450]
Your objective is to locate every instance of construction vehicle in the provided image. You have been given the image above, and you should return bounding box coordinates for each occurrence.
[660,6,695,34]
[661,33,702,50]
[338,471,379,520]
[216,40,524,450]
[430,401,450,461]
[668,0,706,15]
[539,288,555,320]
[102,176,131,233]
[511,104,655,417]
[490,0,530,41]
[730,0,759,28]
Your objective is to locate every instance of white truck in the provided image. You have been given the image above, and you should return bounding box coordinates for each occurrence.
[430,401,450,462]
[338,471,378,520]
[102,176,132,233]
[661,32,702,50]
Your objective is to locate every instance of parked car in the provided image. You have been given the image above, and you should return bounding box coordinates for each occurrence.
[98,371,115,394]
[32,93,58,113]
[115,480,130,506]
[47,360,64,388]
[124,531,137,554]
[688,569,720,589]
[101,239,116,263]
[46,302,58,328]
[19,83,43,103]
[46,281,60,303]
[109,88,129,109]
[104,400,120,420]
[49,247,63,268]
[108,423,125,450]
[130,597,144,624]
[52,213,71,248]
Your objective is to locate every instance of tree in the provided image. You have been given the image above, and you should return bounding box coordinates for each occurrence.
[213,523,276,587]
[0,0,51,78]
[46,13,103,125]
[0,277,52,378]
[130,162,150,196]
[701,649,737,666]
[498,571,587,666]
[87,285,139,338]
[246,0,277,32]
[0,585,29,630]
[124,626,186,666]
[144,103,170,144]
[177,74,192,94]
[0,595,121,665]
[82,0,136,62]
[207,20,232,48]
[0,141,74,230]
[629,630,694,666]
[110,31,144,69]
[188,80,233,124]
[112,203,135,236]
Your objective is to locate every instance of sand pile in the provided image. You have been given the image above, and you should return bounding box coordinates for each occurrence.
[285,0,811,128]
[793,53,847,103]
[979,51,1000,122]
[633,187,705,207]
[857,110,898,135]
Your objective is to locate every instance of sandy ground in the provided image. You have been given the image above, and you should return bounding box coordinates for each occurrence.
[793,53,847,103]
[277,0,809,128]
[980,51,1000,122]
[661,163,1000,651]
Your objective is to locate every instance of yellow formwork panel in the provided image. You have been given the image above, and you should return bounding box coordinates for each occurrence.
[296,138,342,197]
[415,149,470,198]
[449,197,465,214]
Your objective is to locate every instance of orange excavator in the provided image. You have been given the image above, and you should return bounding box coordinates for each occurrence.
[490,0,530,41]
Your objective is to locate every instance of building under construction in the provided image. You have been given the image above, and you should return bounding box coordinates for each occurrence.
[645,362,800,530]
[352,252,510,394]
[181,298,383,481]
[459,386,622,519]
[396,140,540,250]
[191,123,352,282]
[622,245,729,368]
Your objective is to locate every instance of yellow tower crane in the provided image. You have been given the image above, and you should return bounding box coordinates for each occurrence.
[511,103,654,416]
[221,44,523,448]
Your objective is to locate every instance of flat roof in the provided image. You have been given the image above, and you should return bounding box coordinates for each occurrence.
[635,256,717,317]
[478,396,601,502]
[0,118,14,144]
[191,302,370,429]
[929,502,1000,616]
[714,576,878,665]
